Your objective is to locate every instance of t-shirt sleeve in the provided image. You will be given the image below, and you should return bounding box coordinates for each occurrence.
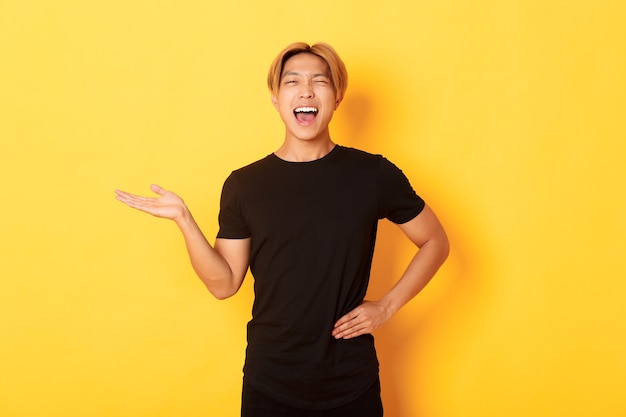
[377,157,425,224]
[216,173,251,239]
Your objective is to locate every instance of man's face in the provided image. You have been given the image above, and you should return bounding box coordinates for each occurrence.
[271,53,338,143]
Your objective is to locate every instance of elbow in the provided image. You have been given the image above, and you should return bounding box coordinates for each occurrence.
[197,268,243,300]
[213,291,236,301]
[207,286,238,300]
[438,234,451,265]
[423,232,450,267]
[203,277,241,300]
[441,236,451,262]
[212,292,233,301]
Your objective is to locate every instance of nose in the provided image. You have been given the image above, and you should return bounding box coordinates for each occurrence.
[299,81,314,99]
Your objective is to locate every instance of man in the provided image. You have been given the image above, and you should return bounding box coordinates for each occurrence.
[115,42,449,417]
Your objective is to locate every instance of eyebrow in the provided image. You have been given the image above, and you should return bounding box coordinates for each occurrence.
[282,71,330,78]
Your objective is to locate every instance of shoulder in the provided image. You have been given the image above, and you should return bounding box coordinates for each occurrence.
[341,146,414,188]
[231,154,276,175]
[336,145,381,160]
[224,154,280,185]
[334,146,409,178]
[333,145,386,169]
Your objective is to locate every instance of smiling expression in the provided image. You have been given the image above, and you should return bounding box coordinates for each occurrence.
[271,53,339,143]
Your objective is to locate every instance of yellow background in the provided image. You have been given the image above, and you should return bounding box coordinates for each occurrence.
[1,1,625,416]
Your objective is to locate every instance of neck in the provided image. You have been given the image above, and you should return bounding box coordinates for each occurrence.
[274,137,336,162]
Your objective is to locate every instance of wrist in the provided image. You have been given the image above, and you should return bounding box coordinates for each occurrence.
[377,296,399,320]
[174,205,194,229]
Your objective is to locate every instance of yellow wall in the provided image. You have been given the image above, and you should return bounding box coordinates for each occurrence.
[1,1,625,416]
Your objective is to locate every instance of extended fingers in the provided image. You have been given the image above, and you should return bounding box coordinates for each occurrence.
[335,323,367,340]
[115,190,152,205]
[333,309,370,339]
[115,189,162,213]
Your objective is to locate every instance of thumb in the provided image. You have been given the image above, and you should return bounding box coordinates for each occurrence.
[150,184,166,196]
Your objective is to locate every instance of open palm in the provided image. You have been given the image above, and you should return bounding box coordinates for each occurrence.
[115,184,186,221]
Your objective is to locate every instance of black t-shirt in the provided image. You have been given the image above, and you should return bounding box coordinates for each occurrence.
[217,145,425,409]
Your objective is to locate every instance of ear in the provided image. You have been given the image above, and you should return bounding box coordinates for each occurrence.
[334,94,343,110]
[271,94,279,110]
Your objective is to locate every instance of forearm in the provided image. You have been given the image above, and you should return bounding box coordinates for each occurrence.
[379,237,449,317]
[115,185,247,299]
[332,238,448,340]
[175,210,239,299]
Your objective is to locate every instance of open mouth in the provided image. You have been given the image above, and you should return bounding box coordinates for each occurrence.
[294,107,318,124]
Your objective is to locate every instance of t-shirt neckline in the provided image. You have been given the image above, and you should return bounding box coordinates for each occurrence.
[270,144,341,165]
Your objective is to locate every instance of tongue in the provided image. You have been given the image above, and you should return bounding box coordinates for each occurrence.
[296,112,316,123]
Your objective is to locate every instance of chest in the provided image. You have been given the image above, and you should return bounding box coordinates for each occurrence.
[240,167,378,240]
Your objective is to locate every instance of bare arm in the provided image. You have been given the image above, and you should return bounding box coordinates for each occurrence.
[115,184,250,299]
[332,204,449,339]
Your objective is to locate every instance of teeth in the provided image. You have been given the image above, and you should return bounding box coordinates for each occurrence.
[294,107,318,113]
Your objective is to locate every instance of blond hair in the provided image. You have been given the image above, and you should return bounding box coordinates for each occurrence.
[267,42,348,103]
